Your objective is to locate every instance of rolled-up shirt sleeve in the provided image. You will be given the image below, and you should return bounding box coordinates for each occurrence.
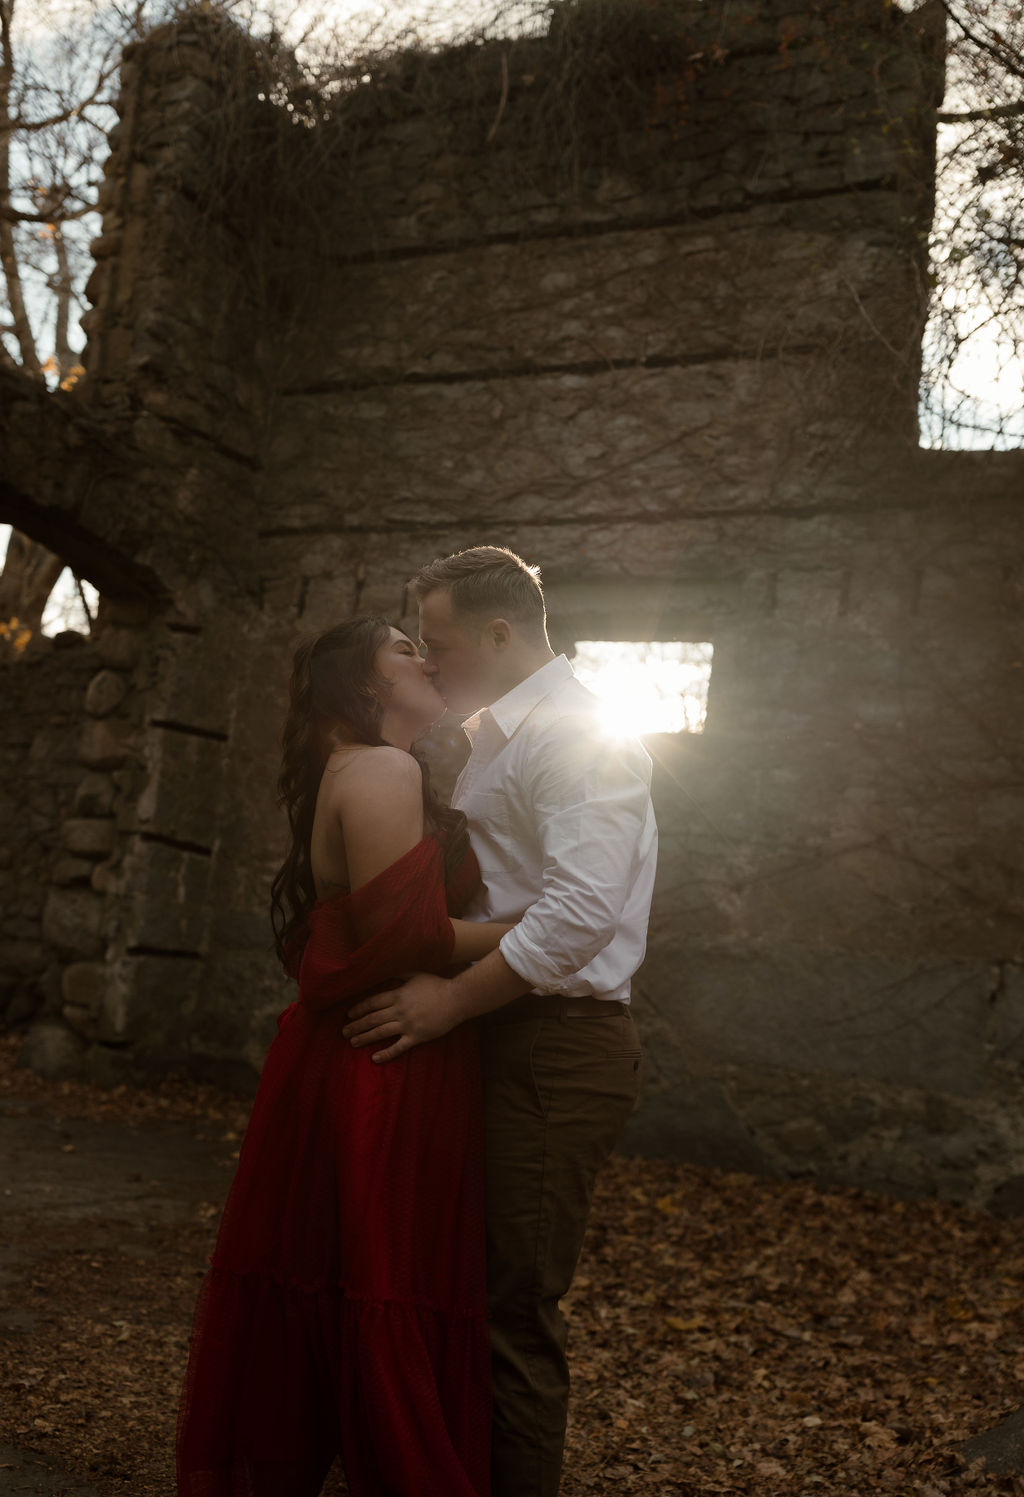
[498,724,653,994]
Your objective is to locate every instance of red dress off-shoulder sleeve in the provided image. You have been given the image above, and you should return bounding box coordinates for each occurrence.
[176,836,490,1497]
[296,835,457,1012]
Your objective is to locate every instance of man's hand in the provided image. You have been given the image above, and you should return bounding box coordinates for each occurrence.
[343,973,461,1064]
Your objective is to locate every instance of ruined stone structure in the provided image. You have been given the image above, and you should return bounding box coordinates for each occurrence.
[4,0,1024,1209]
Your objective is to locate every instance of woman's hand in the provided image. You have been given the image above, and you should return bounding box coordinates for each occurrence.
[343,974,462,1063]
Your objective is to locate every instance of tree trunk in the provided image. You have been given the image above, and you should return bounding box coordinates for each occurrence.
[0,0,42,377]
[53,220,73,380]
[0,529,64,654]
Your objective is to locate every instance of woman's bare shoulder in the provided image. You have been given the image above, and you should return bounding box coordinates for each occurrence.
[324,747,425,887]
[324,745,422,799]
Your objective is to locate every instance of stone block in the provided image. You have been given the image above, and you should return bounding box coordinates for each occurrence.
[61,818,117,859]
[60,962,132,1045]
[125,838,212,952]
[987,964,1024,1067]
[62,1002,95,1033]
[310,218,901,383]
[101,598,154,628]
[29,724,77,765]
[666,952,993,1095]
[61,961,109,1022]
[79,301,103,336]
[132,411,187,462]
[773,568,847,624]
[135,734,226,850]
[52,857,96,886]
[85,669,129,717]
[3,988,40,1026]
[94,627,145,670]
[78,718,136,770]
[42,887,105,958]
[39,961,64,1016]
[17,1020,88,1080]
[122,953,205,1044]
[89,229,122,260]
[73,772,117,817]
[90,862,120,895]
[270,359,837,535]
[987,1176,1024,1218]
[620,1077,771,1173]
[147,624,236,729]
[1,940,46,974]
[95,972,132,1040]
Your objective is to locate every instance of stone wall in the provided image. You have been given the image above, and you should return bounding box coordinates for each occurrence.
[0,635,101,1030]
[5,0,1024,1208]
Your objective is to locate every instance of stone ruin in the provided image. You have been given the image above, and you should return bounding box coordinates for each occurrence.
[3,0,1024,1209]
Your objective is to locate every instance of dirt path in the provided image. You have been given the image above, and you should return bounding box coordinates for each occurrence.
[0,1444,103,1497]
[1,1035,1022,1496]
[0,1082,241,1497]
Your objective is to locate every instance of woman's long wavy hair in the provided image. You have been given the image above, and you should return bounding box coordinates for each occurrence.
[270,616,469,970]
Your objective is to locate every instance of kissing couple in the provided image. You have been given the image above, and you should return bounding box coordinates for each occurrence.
[176,544,658,1497]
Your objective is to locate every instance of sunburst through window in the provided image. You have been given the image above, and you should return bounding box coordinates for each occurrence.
[572,641,713,737]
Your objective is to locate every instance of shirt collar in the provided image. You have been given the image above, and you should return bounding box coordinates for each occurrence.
[463,654,574,743]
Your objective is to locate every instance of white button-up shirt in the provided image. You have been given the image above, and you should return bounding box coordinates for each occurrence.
[451,654,658,1003]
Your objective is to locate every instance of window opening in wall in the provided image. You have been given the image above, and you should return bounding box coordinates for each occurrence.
[571,641,713,737]
[0,523,99,649]
[918,3,1024,449]
[40,569,98,636]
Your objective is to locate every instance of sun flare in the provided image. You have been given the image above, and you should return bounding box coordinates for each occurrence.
[572,641,713,738]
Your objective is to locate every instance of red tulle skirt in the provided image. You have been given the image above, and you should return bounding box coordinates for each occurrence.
[177,840,491,1497]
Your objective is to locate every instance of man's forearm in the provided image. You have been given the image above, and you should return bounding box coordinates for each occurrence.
[449,946,532,1021]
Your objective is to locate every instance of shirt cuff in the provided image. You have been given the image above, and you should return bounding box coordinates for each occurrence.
[499,926,573,995]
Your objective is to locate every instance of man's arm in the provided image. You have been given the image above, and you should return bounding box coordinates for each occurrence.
[497,724,653,991]
[344,720,653,1063]
[450,918,516,963]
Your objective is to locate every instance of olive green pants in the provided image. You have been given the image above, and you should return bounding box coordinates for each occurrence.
[479,1007,643,1497]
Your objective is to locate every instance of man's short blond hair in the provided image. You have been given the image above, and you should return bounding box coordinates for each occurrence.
[409,546,548,642]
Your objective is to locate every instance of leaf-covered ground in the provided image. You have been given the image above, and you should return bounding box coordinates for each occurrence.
[0,1035,1021,1496]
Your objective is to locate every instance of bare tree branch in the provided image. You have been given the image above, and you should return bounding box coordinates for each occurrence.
[73,572,93,631]
[0,60,120,135]
[938,101,1024,124]
[0,199,93,224]
[943,1,1024,84]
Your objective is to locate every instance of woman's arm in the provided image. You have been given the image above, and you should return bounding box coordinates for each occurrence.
[449,918,515,963]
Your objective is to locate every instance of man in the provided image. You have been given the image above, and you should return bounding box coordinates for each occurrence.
[344,545,657,1497]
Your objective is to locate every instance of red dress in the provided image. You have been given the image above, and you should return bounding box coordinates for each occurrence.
[176,836,491,1497]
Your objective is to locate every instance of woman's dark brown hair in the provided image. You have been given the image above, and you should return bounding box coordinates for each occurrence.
[270,616,468,970]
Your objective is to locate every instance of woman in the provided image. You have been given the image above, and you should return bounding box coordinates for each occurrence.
[177,618,510,1497]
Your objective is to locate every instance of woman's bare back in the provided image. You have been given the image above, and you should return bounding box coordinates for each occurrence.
[310,745,425,901]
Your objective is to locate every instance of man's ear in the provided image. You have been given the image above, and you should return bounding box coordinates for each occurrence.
[488,617,512,651]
